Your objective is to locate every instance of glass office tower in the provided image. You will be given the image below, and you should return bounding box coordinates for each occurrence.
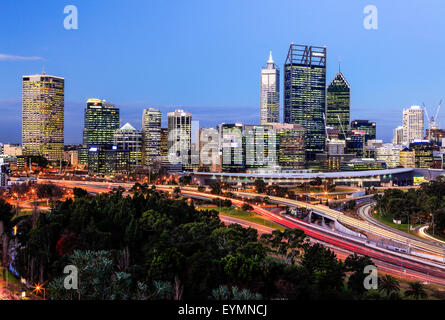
[326,70,350,139]
[22,73,64,162]
[284,44,326,161]
[142,108,162,166]
[83,99,120,147]
[114,122,142,168]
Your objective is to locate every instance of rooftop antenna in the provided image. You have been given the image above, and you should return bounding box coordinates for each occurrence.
[338,56,341,73]
[42,64,46,75]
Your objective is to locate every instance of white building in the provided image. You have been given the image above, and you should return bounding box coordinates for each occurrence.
[167,109,192,165]
[260,52,280,125]
[392,126,403,145]
[402,106,424,145]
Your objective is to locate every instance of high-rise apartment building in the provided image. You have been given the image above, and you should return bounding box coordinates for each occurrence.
[284,44,326,161]
[142,108,161,166]
[260,52,280,125]
[403,106,424,145]
[22,73,64,162]
[114,123,142,168]
[167,109,192,165]
[326,68,350,138]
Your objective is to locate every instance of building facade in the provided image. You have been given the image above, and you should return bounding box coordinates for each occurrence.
[167,109,192,166]
[326,70,350,139]
[243,125,278,169]
[88,145,129,176]
[392,126,404,145]
[350,120,376,143]
[260,52,280,125]
[399,148,416,168]
[114,123,142,168]
[22,73,64,162]
[271,123,306,170]
[375,144,402,168]
[403,106,424,145]
[284,44,326,161]
[142,108,161,166]
[219,123,244,172]
[83,98,120,147]
[409,140,433,168]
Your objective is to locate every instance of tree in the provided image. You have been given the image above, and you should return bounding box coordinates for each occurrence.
[378,275,400,298]
[253,179,267,193]
[301,243,346,295]
[344,254,375,296]
[260,229,306,264]
[241,203,253,212]
[73,187,88,198]
[209,181,222,195]
[404,281,427,300]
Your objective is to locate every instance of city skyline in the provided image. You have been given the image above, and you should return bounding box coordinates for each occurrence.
[2,1,445,144]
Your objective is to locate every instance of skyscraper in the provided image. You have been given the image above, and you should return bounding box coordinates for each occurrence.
[114,123,142,168]
[260,52,280,125]
[160,128,169,156]
[22,73,64,162]
[167,109,192,165]
[142,108,161,166]
[284,44,326,161]
[219,123,244,172]
[326,67,350,138]
[243,124,278,169]
[402,106,424,145]
[83,99,120,147]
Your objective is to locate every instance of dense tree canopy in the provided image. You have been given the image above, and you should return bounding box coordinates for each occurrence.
[7,184,379,300]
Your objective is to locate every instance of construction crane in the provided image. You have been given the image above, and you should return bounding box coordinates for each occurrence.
[337,115,347,139]
[423,100,442,140]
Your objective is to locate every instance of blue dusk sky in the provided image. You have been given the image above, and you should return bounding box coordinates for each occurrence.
[1,0,445,144]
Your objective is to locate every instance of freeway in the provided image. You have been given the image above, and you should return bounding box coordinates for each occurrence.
[39,179,445,285]
[358,203,445,252]
[230,190,445,257]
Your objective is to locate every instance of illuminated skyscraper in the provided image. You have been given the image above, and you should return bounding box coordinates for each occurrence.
[114,123,142,168]
[22,73,64,162]
[326,68,350,138]
[219,123,244,172]
[402,106,424,145]
[83,99,120,146]
[260,52,280,124]
[284,44,326,161]
[243,124,278,169]
[142,108,161,166]
[167,109,192,165]
[160,128,169,156]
